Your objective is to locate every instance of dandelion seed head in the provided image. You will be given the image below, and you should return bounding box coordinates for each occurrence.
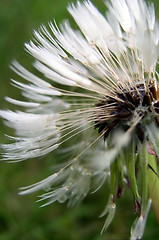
[1,0,159,238]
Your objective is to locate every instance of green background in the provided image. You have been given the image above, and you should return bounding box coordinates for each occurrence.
[0,0,159,239]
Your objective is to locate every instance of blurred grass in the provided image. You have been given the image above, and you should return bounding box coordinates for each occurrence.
[0,0,159,239]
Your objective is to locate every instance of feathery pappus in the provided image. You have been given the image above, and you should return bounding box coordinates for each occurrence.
[1,0,159,239]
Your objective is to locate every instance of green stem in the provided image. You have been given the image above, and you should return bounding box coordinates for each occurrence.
[125,139,140,203]
[139,142,148,214]
[110,160,117,199]
[148,154,159,223]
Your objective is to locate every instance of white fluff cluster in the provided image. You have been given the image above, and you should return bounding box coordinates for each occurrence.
[1,0,159,239]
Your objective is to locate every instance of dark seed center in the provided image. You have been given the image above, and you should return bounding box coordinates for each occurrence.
[95,82,159,141]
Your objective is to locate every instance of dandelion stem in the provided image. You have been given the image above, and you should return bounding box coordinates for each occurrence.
[125,139,140,203]
[139,142,148,213]
[148,154,159,223]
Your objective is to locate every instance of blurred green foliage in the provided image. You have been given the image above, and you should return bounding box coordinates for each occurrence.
[0,0,159,239]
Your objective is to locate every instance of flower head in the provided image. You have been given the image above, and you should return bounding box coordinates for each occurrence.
[1,0,159,238]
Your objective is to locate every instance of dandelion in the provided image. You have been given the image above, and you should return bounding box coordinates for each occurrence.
[1,0,159,239]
